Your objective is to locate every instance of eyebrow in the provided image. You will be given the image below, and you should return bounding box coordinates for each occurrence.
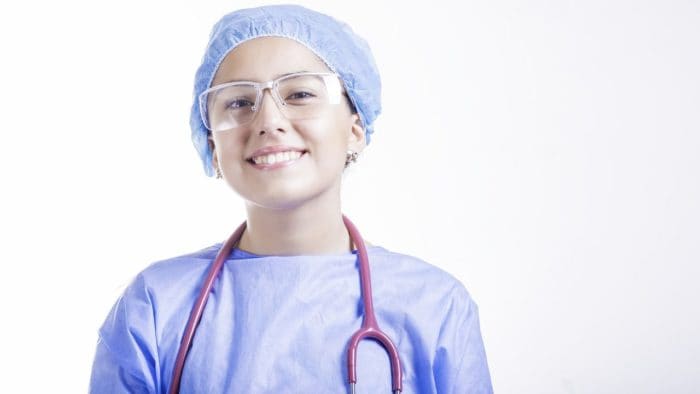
[222,71,311,84]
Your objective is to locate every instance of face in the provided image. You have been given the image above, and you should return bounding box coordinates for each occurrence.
[208,37,365,210]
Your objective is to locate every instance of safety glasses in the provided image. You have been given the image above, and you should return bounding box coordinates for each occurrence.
[199,72,344,132]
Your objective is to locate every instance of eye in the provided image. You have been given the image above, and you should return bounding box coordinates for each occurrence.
[286,91,316,101]
[226,98,254,110]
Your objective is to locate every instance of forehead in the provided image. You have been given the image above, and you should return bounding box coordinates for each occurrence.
[212,37,332,85]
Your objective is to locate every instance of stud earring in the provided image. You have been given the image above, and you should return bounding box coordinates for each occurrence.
[345,150,359,167]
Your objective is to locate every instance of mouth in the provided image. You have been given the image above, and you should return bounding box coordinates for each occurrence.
[246,149,309,169]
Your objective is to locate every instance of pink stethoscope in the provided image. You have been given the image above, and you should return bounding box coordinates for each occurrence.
[168,215,403,393]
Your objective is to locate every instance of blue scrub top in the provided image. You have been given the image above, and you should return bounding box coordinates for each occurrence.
[90,244,493,393]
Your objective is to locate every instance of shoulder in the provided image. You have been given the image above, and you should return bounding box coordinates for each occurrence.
[98,243,223,344]
[370,246,469,287]
[130,243,222,293]
[368,245,477,308]
[141,243,221,278]
[103,243,224,330]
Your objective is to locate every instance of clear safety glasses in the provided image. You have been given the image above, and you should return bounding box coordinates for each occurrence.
[199,72,344,132]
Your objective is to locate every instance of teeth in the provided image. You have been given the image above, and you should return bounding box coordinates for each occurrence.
[252,150,303,165]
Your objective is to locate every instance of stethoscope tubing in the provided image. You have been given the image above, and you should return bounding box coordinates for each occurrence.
[168,215,402,393]
[342,215,403,393]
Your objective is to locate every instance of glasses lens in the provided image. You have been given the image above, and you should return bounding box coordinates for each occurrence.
[201,73,344,132]
[277,74,343,120]
[203,84,257,132]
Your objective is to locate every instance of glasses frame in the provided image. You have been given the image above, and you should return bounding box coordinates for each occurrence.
[199,71,344,132]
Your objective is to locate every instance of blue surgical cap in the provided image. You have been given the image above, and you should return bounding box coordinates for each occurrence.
[190,4,382,176]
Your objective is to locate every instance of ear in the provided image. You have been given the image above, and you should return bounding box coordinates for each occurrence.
[347,113,366,153]
[208,134,219,170]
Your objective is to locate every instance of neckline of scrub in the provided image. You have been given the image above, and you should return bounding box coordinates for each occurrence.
[228,245,385,260]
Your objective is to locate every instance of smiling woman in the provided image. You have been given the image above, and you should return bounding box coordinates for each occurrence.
[89,4,492,393]
[207,37,363,226]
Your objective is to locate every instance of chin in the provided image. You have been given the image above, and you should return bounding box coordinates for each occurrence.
[246,196,313,211]
[245,185,338,211]
[238,186,309,207]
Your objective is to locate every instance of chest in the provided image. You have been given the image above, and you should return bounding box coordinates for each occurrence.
[160,262,438,393]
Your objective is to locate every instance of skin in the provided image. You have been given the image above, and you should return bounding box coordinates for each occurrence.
[208,36,368,255]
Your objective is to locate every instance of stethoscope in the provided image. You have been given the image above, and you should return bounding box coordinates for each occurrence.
[168,215,403,393]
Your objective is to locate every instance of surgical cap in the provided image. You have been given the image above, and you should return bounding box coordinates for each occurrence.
[190,4,382,176]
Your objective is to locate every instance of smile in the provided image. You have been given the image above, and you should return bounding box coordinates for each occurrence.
[246,149,309,170]
[251,150,304,165]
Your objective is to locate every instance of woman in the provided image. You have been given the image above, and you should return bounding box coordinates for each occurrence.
[90,5,493,393]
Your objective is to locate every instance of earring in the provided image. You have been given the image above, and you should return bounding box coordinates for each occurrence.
[215,166,223,179]
[345,150,359,167]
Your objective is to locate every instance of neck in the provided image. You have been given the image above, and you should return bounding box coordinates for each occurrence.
[237,191,354,256]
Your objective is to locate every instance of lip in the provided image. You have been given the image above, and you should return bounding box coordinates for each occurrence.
[246,145,308,170]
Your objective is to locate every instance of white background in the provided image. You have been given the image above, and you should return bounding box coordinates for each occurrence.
[0,0,698,393]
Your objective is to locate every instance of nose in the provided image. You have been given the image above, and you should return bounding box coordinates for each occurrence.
[251,87,287,135]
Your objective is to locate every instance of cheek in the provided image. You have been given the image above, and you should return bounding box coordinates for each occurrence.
[295,114,352,146]
[213,132,246,162]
